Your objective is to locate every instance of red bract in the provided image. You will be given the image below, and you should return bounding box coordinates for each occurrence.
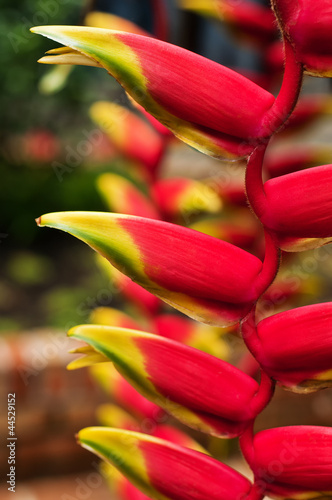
[216,0,277,45]
[78,427,253,500]
[261,164,332,251]
[90,102,165,175]
[69,324,263,437]
[31,26,276,159]
[250,303,332,392]
[37,211,270,326]
[272,0,332,76]
[251,426,332,498]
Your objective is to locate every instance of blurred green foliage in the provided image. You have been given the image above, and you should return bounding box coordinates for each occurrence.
[0,0,129,331]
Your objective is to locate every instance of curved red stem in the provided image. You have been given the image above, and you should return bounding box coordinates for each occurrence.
[259,36,303,137]
[239,371,275,466]
[245,143,268,220]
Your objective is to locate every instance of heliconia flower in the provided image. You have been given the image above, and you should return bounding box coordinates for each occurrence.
[127,95,173,137]
[272,0,332,77]
[31,25,276,160]
[250,303,332,393]
[90,307,144,331]
[38,64,73,95]
[78,427,253,499]
[189,210,259,250]
[260,164,332,251]
[100,462,152,500]
[265,147,332,179]
[212,167,248,207]
[96,173,160,219]
[96,403,208,454]
[251,426,332,498]
[90,102,165,174]
[95,253,161,316]
[36,211,266,326]
[88,363,164,421]
[152,178,222,220]
[24,129,60,163]
[68,324,261,437]
[153,314,230,359]
[179,0,277,45]
[280,95,332,135]
[97,403,140,431]
[93,306,230,357]
[85,11,150,37]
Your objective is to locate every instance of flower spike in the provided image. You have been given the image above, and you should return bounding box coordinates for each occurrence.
[90,363,163,421]
[97,173,161,219]
[90,102,165,174]
[69,324,260,437]
[31,26,276,159]
[36,211,266,326]
[78,427,253,500]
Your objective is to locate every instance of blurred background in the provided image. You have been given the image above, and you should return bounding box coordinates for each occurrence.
[1,0,332,498]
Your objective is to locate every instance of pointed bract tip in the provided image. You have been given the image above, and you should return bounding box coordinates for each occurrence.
[67,325,81,337]
[35,216,42,226]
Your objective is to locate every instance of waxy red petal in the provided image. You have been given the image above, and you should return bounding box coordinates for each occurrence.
[78,427,253,500]
[37,211,264,326]
[90,364,164,421]
[262,165,332,251]
[254,303,332,392]
[272,0,332,76]
[152,178,222,219]
[90,102,165,173]
[71,325,260,437]
[153,313,230,358]
[32,26,275,159]
[252,426,332,497]
[97,173,160,219]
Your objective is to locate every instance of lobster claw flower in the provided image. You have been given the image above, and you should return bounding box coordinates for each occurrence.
[89,363,163,421]
[97,173,161,219]
[154,313,230,358]
[251,426,332,498]
[78,427,253,500]
[95,254,161,317]
[179,0,276,45]
[84,11,150,37]
[252,303,332,393]
[90,102,165,174]
[261,164,332,251]
[90,307,144,331]
[31,26,276,160]
[36,211,265,326]
[272,0,332,77]
[97,403,208,454]
[152,178,222,220]
[69,325,260,437]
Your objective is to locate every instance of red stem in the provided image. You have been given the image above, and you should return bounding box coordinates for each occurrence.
[245,143,268,220]
[241,307,261,360]
[246,484,266,500]
[259,36,303,137]
[246,38,303,220]
[250,369,275,416]
[239,420,255,470]
[254,229,281,298]
[239,371,275,466]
